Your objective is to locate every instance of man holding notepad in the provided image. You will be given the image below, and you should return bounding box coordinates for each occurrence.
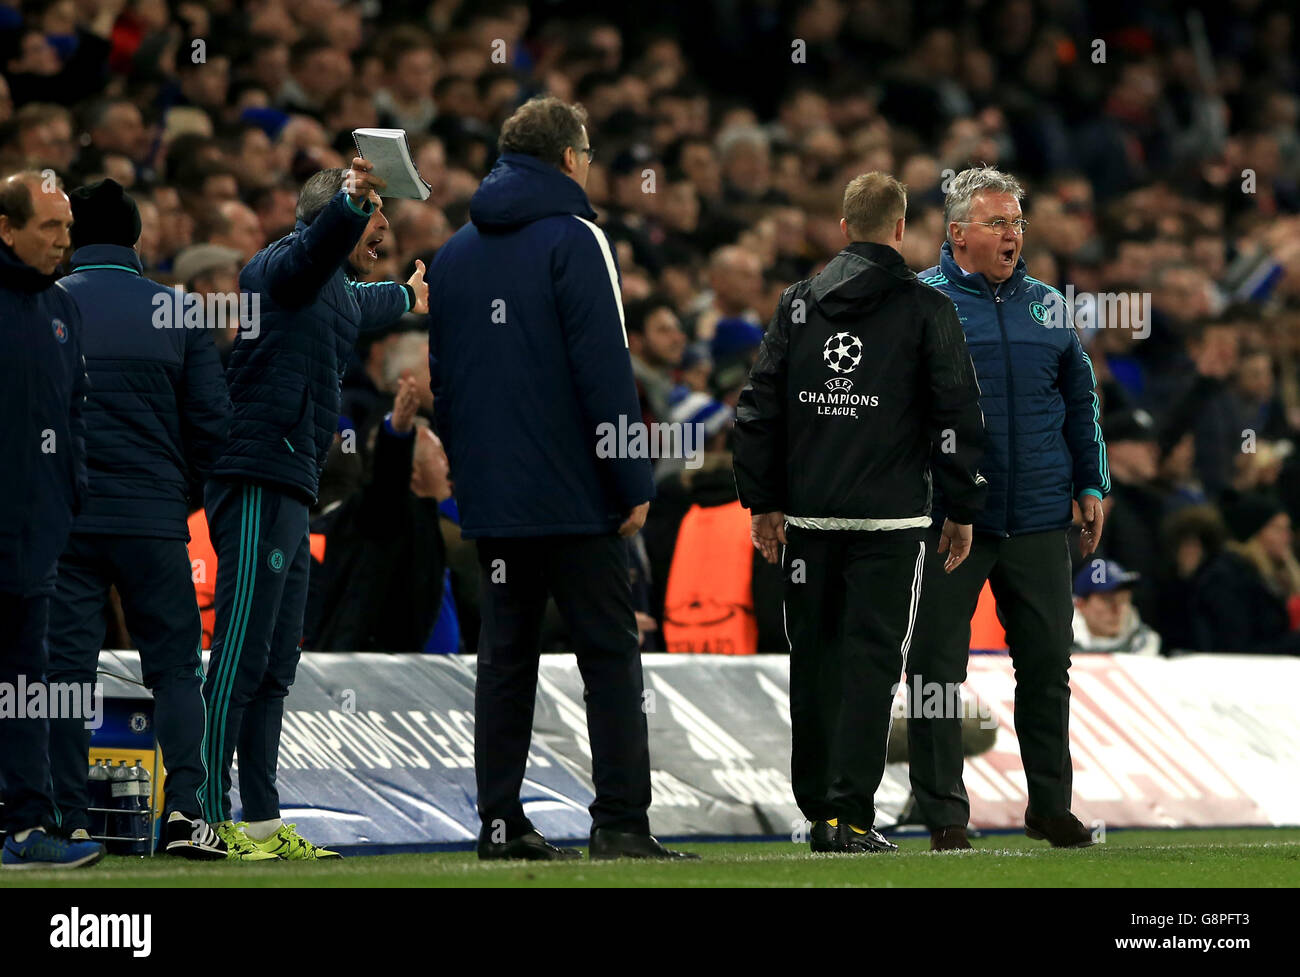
[200,154,429,860]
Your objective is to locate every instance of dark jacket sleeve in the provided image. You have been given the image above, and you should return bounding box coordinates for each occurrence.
[69,312,89,515]
[359,420,416,536]
[179,326,232,488]
[1061,327,1110,499]
[346,279,413,332]
[263,192,372,308]
[553,221,654,510]
[922,295,987,524]
[732,292,791,514]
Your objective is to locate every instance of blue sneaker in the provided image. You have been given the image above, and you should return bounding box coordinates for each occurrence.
[2,828,105,870]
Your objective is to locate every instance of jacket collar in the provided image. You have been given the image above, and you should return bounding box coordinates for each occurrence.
[938,240,1027,298]
[68,244,143,275]
[0,240,59,292]
[843,241,913,278]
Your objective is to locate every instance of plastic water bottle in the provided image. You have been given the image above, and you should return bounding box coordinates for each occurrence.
[128,760,152,855]
[86,760,110,838]
[109,760,135,853]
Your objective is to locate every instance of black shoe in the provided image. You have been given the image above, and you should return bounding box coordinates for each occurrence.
[833,822,898,853]
[589,828,700,860]
[930,826,973,851]
[810,820,837,853]
[477,829,582,861]
[1024,810,1094,848]
[161,813,228,861]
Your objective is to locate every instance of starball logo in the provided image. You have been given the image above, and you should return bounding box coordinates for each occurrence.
[797,332,879,418]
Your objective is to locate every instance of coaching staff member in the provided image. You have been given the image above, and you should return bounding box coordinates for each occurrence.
[734,173,988,854]
[428,96,693,861]
[47,179,231,859]
[908,167,1109,850]
[0,171,103,869]
[200,159,428,860]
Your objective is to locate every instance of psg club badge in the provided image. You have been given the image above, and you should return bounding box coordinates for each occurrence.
[51,318,68,344]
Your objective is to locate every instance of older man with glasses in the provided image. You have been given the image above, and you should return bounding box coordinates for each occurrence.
[906,166,1110,851]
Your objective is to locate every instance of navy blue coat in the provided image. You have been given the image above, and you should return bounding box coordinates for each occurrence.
[920,242,1109,536]
[0,243,88,597]
[57,245,230,538]
[212,191,411,503]
[427,152,654,538]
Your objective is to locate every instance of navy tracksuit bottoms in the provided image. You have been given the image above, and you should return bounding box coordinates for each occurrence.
[0,594,54,834]
[47,533,208,830]
[200,479,310,825]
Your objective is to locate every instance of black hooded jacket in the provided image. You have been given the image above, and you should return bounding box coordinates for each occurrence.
[733,241,987,527]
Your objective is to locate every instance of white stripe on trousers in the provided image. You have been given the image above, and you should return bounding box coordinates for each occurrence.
[883,540,927,768]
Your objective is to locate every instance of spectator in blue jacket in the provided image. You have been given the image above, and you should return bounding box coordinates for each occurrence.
[46,179,232,860]
[906,166,1110,851]
[0,170,104,870]
[428,96,693,862]
[199,157,428,861]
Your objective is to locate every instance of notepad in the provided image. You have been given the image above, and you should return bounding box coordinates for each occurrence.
[351,128,432,200]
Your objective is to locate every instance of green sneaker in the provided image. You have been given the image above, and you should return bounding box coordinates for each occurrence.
[216,821,278,862]
[248,823,342,860]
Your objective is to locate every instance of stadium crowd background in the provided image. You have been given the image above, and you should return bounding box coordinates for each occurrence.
[3,0,1299,657]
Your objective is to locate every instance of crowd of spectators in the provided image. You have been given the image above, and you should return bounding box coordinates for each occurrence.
[4,0,1300,656]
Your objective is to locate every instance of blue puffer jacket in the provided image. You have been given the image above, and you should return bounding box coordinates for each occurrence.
[212,191,411,503]
[0,243,88,597]
[920,242,1109,536]
[428,152,654,538]
[57,245,230,538]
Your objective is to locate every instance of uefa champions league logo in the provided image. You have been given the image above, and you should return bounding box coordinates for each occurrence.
[822,332,863,374]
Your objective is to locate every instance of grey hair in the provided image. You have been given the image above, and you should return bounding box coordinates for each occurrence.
[716,125,769,161]
[296,167,348,225]
[944,166,1024,240]
[382,332,429,390]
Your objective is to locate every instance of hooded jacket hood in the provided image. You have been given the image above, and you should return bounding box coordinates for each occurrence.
[470,152,597,231]
[809,241,915,319]
[0,240,59,292]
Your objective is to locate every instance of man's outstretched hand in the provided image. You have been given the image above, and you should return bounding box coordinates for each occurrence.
[937,518,972,573]
[407,259,429,314]
[751,511,787,564]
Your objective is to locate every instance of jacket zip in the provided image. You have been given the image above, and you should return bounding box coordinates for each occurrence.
[994,287,1014,537]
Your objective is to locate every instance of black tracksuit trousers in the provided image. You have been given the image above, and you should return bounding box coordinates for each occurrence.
[784,526,927,830]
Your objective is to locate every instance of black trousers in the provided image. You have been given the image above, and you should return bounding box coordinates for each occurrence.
[201,479,311,824]
[47,533,207,830]
[906,528,1075,829]
[0,594,54,833]
[784,526,927,829]
[474,533,651,840]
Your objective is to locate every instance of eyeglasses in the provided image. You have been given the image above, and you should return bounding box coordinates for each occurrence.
[959,218,1029,235]
[578,145,594,163]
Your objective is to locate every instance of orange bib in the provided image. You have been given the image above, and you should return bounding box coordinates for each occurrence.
[662,500,757,655]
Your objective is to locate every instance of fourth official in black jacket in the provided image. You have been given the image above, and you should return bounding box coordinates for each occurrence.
[734,172,986,854]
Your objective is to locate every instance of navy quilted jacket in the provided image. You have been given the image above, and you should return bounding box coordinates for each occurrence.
[212,191,411,502]
[57,244,230,538]
[919,242,1109,536]
[428,152,654,537]
[0,243,88,596]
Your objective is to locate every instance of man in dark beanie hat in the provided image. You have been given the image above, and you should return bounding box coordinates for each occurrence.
[47,178,234,858]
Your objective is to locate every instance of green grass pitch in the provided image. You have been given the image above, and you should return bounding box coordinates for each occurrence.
[6,828,1299,887]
